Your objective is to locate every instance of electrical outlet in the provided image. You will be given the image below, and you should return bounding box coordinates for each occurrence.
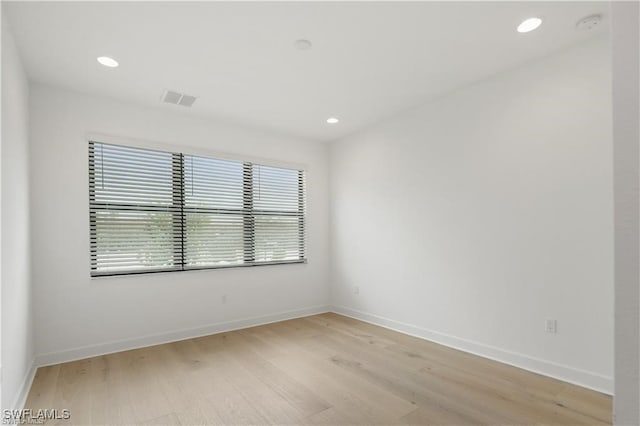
[354,286,360,295]
[545,319,557,333]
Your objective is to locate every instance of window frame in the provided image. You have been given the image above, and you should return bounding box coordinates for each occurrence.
[89,139,307,277]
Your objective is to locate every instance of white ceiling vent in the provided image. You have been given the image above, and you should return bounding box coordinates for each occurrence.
[162,90,197,107]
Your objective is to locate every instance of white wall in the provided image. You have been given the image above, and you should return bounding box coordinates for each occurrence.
[1,15,34,410]
[612,1,640,423]
[29,84,329,364]
[330,37,613,393]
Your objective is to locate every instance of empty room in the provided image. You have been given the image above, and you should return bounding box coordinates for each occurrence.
[2,1,639,425]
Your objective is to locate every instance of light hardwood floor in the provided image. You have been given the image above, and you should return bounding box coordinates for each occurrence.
[25,313,611,425]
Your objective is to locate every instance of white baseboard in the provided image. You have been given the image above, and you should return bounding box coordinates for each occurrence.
[31,303,613,397]
[9,359,36,412]
[331,305,613,395]
[35,305,330,367]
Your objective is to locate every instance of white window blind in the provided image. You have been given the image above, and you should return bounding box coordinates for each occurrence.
[89,141,306,276]
[183,155,246,268]
[253,164,305,263]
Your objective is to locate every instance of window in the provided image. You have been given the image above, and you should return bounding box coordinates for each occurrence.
[89,141,306,276]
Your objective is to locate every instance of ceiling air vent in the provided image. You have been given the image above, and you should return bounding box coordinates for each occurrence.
[161,90,197,107]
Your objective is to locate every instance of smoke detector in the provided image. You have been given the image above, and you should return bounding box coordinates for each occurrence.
[294,39,312,51]
[576,14,602,31]
[161,90,197,107]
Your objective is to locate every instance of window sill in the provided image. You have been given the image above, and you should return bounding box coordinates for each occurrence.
[90,258,308,278]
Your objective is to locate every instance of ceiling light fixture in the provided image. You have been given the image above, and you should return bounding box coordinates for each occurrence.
[97,56,119,68]
[517,17,542,33]
[326,117,339,124]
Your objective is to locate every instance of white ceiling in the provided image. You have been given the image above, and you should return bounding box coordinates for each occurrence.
[5,1,608,142]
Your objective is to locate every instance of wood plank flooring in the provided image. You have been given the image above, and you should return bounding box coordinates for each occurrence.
[24,313,612,425]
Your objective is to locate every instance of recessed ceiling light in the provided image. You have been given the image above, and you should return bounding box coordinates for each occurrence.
[294,39,312,51]
[517,17,542,33]
[326,117,339,124]
[97,56,119,68]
